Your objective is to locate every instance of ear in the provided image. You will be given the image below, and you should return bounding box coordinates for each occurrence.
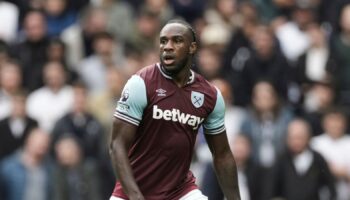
[189,42,197,55]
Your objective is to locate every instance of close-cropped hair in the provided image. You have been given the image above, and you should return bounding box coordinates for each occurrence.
[165,19,197,43]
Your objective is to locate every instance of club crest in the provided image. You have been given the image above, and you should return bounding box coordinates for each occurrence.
[191,91,204,108]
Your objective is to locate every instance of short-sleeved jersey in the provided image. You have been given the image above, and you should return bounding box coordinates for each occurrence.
[113,63,225,200]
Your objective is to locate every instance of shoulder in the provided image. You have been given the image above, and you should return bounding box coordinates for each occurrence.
[135,63,158,80]
[311,150,329,164]
[192,72,218,103]
[311,134,327,143]
[194,72,217,91]
[26,88,46,103]
[0,118,9,126]
[0,153,22,171]
[26,117,38,126]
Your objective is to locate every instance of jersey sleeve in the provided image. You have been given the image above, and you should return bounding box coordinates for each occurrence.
[114,75,147,126]
[203,88,226,135]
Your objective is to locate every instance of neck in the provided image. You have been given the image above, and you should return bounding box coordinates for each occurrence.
[161,64,192,87]
[49,85,62,93]
[173,68,191,87]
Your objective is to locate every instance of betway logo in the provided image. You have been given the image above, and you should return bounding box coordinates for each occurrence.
[152,105,204,130]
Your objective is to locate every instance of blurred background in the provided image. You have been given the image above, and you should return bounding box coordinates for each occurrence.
[0,0,350,199]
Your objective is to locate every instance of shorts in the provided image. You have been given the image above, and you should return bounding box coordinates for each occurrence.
[110,189,208,200]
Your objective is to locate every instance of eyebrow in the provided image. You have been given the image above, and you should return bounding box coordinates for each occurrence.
[160,35,184,39]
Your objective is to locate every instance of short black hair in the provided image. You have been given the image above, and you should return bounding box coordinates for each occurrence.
[165,19,197,43]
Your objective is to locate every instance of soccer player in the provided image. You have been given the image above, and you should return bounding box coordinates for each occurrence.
[109,20,241,200]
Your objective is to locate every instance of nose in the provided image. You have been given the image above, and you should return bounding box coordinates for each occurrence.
[163,40,174,51]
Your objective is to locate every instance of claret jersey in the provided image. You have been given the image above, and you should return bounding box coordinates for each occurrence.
[113,63,226,200]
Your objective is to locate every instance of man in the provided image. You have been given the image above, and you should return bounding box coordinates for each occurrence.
[272,119,336,200]
[0,128,52,200]
[0,91,38,161]
[109,20,241,200]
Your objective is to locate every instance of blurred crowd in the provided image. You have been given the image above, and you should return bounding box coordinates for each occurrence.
[0,0,350,200]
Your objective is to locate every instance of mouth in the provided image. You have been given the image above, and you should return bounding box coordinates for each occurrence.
[162,54,176,65]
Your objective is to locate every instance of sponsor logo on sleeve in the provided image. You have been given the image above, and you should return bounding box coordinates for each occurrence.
[121,89,129,102]
[117,89,130,112]
[117,102,129,112]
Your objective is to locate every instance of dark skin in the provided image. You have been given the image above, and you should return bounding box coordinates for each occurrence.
[109,23,241,200]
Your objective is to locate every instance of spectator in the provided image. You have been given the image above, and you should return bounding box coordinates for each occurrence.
[141,0,174,25]
[196,46,223,80]
[0,60,23,120]
[0,128,52,200]
[51,81,104,160]
[330,4,350,107]
[10,10,49,91]
[26,61,73,132]
[0,1,19,43]
[170,0,207,24]
[51,81,110,197]
[88,67,126,133]
[319,0,350,32]
[7,0,45,25]
[210,78,246,144]
[232,134,263,200]
[311,109,350,200]
[53,135,102,200]
[295,23,337,86]
[204,0,240,36]
[201,134,263,200]
[0,91,38,161]
[221,1,258,106]
[302,82,336,136]
[274,1,317,64]
[126,8,161,54]
[233,25,290,105]
[93,0,135,42]
[47,38,67,64]
[272,119,336,200]
[61,6,108,69]
[200,24,231,53]
[240,80,293,168]
[45,38,78,83]
[44,0,78,37]
[77,32,124,94]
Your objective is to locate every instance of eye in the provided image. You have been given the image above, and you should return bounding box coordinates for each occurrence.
[160,38,167,45]
[174,37,183,43]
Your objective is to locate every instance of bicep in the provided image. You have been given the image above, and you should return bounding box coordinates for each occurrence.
[110,118,138,150]
[203,88,226,135]
[204,131,231,158]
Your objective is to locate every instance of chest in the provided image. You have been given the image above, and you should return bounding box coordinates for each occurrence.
[144,79,213,130]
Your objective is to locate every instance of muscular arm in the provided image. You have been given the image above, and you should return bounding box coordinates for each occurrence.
[109,118,144,200]
[205,131,241,200]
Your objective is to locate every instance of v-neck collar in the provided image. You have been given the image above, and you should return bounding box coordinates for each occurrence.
[156,63,195,85]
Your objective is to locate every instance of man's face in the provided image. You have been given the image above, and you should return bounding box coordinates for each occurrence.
[159,23,196,75]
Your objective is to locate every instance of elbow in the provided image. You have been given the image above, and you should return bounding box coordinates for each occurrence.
[109,139,117,158]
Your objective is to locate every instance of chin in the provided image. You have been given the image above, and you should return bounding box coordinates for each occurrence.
[161,63,178,74]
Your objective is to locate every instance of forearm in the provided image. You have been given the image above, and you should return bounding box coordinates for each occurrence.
[110,140,144,199]
[213,152,241,200]
[109,118,144,200]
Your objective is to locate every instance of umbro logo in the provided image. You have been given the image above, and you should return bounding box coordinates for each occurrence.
[156,88,167,96]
